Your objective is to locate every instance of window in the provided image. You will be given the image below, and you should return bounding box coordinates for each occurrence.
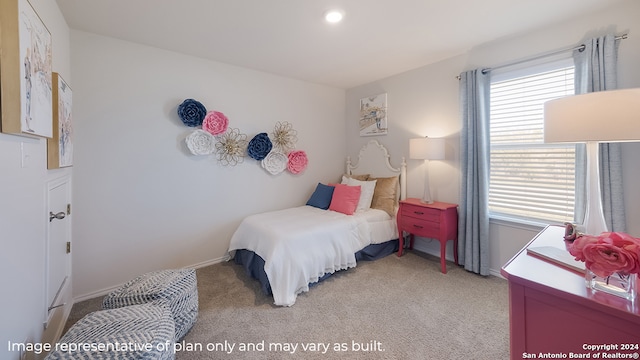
[489,63,576,224]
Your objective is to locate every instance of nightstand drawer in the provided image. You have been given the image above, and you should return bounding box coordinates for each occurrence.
[400,216,440,237]
[401,203,440,222]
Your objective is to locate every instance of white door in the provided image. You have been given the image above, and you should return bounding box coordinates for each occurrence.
[45,176,71,328]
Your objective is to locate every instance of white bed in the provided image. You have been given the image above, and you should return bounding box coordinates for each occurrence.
[228,140,406,306]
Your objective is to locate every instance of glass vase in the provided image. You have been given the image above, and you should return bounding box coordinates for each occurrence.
[586,269,637,301]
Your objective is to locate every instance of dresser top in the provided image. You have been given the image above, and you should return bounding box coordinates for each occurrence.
[502,225,640,320]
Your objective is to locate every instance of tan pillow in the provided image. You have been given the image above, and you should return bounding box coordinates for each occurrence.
[369,176,399,217]
[341,173,369,182]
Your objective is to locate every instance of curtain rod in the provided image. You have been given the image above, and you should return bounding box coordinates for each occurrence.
[456,34,628,80]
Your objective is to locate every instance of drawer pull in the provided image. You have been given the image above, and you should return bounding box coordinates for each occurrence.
[414,211,424,215]
[413,225,424,229]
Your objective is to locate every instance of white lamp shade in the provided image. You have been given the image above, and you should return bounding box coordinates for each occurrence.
[409,137,445,160]
[543,88,640,235]
[544,88,640,143]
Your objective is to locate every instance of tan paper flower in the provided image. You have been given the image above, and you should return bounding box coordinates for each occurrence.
[214,128,248,166]
[271,121,298,153]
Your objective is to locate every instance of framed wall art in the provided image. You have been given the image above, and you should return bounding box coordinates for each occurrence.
[0,0,53,138]
[47,73,73,169]
[359,93,387,137]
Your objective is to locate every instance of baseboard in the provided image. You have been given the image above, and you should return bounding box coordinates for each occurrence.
[72,255,231,303]
[411,239,505,279]
[186,254,231,270]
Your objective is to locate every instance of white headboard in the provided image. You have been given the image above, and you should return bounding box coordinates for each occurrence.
[346,140,407,200]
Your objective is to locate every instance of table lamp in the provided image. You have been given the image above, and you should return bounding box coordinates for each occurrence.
[544,88,640,235]
[410,137,445,203]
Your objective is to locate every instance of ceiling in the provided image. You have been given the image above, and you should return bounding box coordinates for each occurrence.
[55,0,623,89]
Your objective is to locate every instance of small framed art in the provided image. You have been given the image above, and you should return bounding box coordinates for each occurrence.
[47,73,73,169]
[0,0,53,138]
[359,93,388,136]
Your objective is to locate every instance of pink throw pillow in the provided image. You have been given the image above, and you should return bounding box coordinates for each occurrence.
[328,183,361,215]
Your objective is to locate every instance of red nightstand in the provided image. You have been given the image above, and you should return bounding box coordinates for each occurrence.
[396,198,459,273]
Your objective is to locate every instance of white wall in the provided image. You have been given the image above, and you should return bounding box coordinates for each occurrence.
[70,31,347,299]
[0,0,71,359]
[346,1,640,275]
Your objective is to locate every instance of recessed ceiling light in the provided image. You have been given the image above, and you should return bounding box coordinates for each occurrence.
[324,10,344,23]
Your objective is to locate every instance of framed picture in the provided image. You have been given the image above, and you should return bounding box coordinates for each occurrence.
[359,93,388,136]
[47,73,73,169]
[0,0,53,138]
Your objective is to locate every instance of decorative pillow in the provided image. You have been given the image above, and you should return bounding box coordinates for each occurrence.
[369,176,399,217]
[340,173,369,182]
[328,183,361,215]
[341,176,377,212]
[306,183,335,210]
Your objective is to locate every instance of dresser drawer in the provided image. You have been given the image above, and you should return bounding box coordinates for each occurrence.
[401,203,441,222]
[400,216,440,238]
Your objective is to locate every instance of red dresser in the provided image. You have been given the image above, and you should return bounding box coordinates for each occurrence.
[396,198,458,273]
[501,225,640,359]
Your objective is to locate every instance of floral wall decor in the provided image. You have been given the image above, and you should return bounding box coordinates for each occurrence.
[271,121,298,152]
[176,98,307,173]
[177,98,207,127]
[247,133,273,161]
[185,129,216,155]
[287,150,308,174]
[214,127,248,166]
[202,110,228,135]
[261,151,288,175]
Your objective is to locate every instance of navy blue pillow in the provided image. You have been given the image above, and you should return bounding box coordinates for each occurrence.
[306,183,335,210]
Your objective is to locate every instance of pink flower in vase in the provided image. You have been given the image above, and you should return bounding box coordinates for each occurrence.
[567,234,599,262]
[600,232,640,275]
[287,150,308,174]
[568,232,640,278]
[202,111,229,136]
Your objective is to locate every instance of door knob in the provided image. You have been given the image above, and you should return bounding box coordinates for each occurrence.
[49,211,66,222]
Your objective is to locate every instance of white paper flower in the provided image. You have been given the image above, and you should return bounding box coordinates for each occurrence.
[185,129,215,155]
[261,150,288,175]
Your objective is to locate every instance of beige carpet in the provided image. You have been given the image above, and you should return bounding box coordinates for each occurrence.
[65,251,510,359]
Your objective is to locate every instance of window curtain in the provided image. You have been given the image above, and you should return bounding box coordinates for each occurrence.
[573,34,627,232]
[458,70,490,275]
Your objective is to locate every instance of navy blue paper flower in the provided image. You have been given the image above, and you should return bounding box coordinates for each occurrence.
[247,133,273,161]
[177,99,207,127]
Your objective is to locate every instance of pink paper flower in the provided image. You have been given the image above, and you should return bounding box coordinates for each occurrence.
[568,232,640,278]
[287,150,308,174]
[202,111,229,136]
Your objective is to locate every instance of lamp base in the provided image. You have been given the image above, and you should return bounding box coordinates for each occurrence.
[421,160,434,204]
[582,141,608,236]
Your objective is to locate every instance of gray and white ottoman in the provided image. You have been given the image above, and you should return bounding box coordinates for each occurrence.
[45,303,175,360]
[102,269,198,341]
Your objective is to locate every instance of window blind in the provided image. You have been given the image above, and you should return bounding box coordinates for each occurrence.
[489,66,576,223]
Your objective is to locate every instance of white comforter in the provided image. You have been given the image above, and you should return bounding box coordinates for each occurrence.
[228,205,377,306]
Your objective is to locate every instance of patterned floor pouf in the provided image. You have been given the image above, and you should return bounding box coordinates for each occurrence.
[45,303,175,360]
[102,269,199,341]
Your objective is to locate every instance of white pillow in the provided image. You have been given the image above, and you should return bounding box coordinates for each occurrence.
[342,176,377,211]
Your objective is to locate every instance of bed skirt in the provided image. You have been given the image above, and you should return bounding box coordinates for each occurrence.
[233,239,399,296]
